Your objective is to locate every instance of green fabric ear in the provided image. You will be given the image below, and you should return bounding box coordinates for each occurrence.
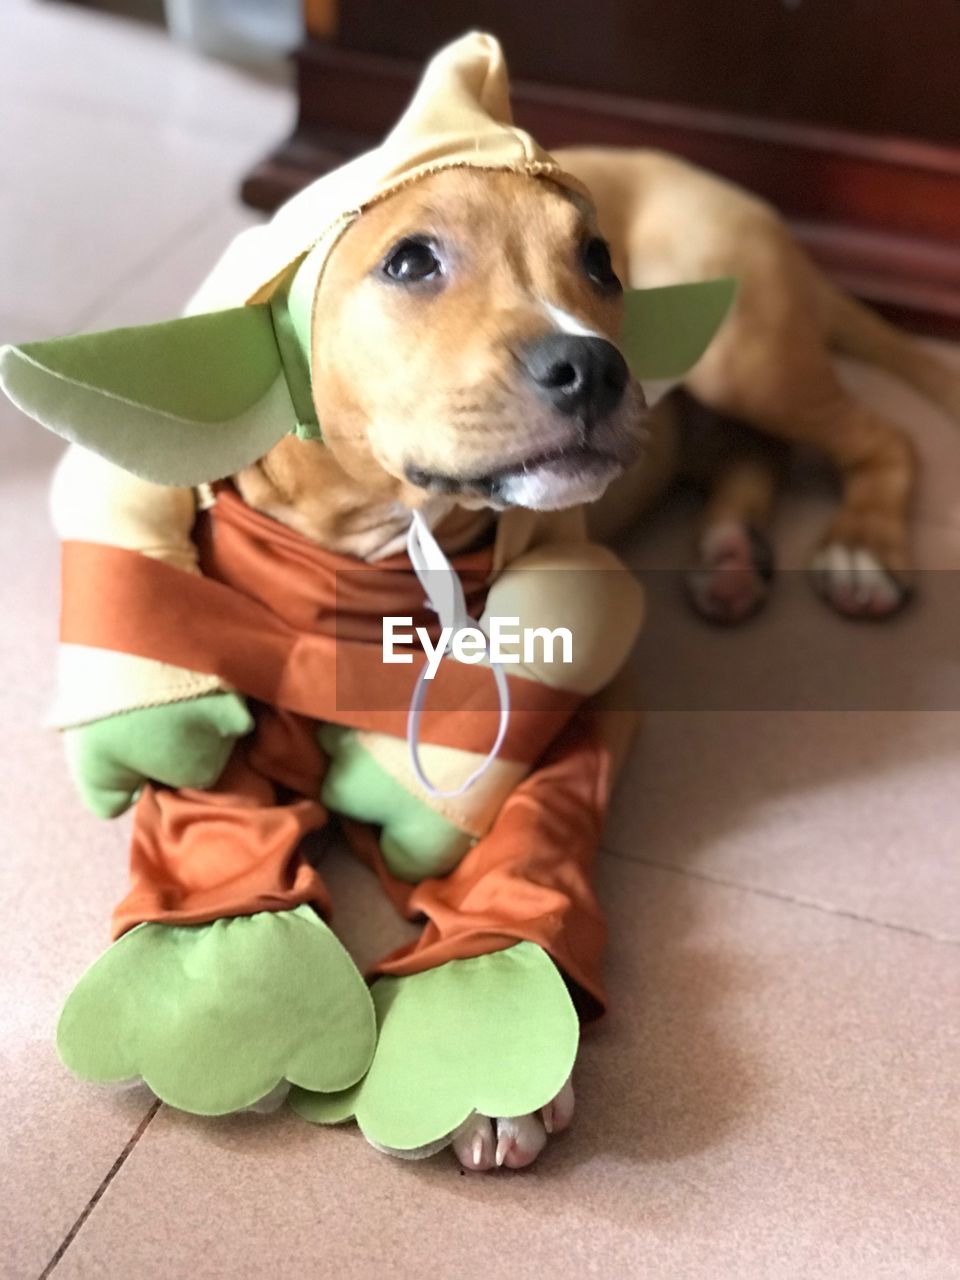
[621,277,737,380]
[0,306,303,486]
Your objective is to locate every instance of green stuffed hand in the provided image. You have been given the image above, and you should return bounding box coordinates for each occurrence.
[64,693,254,819]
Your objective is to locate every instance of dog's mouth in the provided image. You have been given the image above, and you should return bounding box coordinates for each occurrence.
[405,442,626,511]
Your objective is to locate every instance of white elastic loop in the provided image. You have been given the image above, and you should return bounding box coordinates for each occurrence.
[405,510,511,798]
[406,507,469,632]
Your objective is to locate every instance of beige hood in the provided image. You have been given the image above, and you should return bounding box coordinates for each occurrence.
[188,32,588,316]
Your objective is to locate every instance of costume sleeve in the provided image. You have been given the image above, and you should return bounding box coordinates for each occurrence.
[48,445,229,729]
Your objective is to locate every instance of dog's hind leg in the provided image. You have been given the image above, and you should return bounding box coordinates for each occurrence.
[683,238,917,619]
[726,384,915,619]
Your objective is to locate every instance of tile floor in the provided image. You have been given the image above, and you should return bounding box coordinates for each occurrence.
[0,4,957,1277]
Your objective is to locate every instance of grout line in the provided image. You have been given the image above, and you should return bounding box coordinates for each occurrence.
[37,1099,162,1280]
[600,844,959,945]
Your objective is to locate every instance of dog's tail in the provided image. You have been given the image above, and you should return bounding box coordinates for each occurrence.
[821,281,960,424]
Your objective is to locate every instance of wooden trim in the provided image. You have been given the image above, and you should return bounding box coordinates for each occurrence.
[303,0,337,39]
[242,40,960,336]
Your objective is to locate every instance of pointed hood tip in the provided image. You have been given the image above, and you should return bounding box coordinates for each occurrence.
[187,31,586,316]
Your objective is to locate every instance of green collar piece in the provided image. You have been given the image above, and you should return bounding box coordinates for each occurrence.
[269,279,321,442]
[0,275,736,488]
[278,242,329,442]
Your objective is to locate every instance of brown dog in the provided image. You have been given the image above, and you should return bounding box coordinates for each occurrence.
[24,134,960,1173]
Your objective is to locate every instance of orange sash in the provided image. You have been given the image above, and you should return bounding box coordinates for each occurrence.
[60,488,580,762]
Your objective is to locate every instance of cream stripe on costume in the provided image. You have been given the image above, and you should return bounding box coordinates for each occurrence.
[48,647,225,731]
[51,446,200,567]
[48,445,230,729]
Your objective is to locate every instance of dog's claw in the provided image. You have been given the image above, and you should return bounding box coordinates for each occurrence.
[451,1114,495,1171]
[450,1079,574,1171]
[494,1114,548,1169]
[495,1127,511,1167]
[541,1076,575,1135]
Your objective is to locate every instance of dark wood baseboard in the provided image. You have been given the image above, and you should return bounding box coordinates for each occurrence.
[242,41,960,338]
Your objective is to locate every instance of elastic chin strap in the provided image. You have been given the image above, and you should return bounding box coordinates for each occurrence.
[405,509,511,798]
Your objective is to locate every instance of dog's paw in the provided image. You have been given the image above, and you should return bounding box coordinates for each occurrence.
[810,543,911,619]
[450,1077,575,1171]
[686,521,774,625]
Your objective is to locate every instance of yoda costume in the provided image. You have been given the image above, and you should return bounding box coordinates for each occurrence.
[0,33,732,1152]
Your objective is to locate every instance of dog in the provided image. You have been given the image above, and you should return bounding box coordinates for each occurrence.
[5,32,958,1173]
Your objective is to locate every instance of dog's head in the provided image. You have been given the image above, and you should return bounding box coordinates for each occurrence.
[0,162,731,536]
[276,168,647,514]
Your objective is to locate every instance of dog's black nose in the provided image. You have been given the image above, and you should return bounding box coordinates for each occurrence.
[521,334,629,420]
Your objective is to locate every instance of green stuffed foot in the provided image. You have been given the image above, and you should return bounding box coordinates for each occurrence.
[288,942,579,1164]
[58,906,376,1115]
[319,724,472,881]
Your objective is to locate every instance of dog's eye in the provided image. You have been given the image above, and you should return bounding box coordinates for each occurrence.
[382,238,443,284]
[582,237,621,292]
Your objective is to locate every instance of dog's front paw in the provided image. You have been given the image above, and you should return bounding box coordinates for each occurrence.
[450,1077,575,1170]
[686,520,774,625]
[289,942,579,1170]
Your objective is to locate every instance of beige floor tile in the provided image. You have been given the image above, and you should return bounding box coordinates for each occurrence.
[0,0,293,149]
[81,203,266,331]
[43,856,959,1280]
[0,92,272,340]
[0,0,292,343]
[0,405,156,1280]
[604,710,960,941]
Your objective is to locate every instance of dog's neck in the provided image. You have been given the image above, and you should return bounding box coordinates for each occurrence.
[233,439,495,562]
